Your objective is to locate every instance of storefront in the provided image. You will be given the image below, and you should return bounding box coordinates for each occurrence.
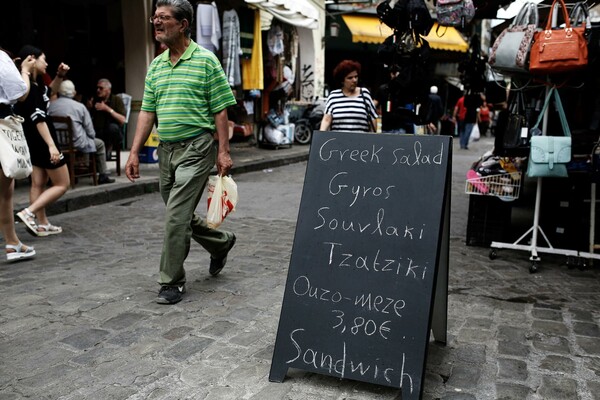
[1,0,325,148]
[125,0,326,147]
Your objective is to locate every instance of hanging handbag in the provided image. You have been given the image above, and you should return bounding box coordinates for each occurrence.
[495,91,530,157]
[377,0,409,32]
[436,0,475,28]
[0,115,33,180]
[526,87,572,178]
[408,0,434,36]
[529,0,588,75]
[504,91,529,152]
[489,2,539,74]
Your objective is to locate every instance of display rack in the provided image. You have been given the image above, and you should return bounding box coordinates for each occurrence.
[489,85,600,272]
[466,171,522,201]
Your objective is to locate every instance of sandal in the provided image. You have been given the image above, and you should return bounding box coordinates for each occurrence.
[6,242,36,262]
[36,224,63,237]
[16,208,38,236]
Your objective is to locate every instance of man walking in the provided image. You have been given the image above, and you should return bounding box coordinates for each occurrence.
[125,0,237,305]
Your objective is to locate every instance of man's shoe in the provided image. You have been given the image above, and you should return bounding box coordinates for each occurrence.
[98,174,115,184]
[209,233,236,276]
[156,285,186,304]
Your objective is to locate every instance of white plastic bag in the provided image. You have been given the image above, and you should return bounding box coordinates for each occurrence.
[0,115,33,179]
[206,175,238,228]
[469,123,480,143]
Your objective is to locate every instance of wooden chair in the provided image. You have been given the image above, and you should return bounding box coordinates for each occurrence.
[51,116,98,188]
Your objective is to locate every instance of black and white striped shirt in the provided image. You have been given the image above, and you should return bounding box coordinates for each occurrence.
[325,88,378,132]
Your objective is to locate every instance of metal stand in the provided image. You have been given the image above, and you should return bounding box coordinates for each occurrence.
[578,182,600,265]
[490,175,579,272]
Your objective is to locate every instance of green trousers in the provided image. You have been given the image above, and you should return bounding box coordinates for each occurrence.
[157,134,232,286]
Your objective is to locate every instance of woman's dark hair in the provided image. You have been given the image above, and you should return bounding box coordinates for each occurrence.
[333,60,362,85]
[16,45,43,84]
[18,45,43,62]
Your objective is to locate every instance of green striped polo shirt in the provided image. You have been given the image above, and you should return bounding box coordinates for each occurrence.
[141,40,236,142]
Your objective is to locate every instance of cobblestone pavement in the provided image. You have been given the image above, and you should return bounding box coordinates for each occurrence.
[1,136,600,400]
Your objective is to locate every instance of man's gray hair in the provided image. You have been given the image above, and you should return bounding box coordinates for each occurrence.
[156,0,193,38]
[98,78,112,89]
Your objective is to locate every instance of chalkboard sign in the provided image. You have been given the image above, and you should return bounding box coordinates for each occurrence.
[269,131,451,399]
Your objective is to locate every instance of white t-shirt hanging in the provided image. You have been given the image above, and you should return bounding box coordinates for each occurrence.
[196,2,221,53]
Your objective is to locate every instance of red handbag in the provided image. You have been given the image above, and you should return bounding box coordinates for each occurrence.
[529,0,588,74]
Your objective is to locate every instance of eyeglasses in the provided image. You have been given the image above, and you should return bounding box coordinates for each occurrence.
[96,87,107,91]
[149,14,175,23]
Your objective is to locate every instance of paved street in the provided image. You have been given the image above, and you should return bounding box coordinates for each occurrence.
[1,136,600,400]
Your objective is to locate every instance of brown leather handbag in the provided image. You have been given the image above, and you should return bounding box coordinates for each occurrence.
[529,0,588,74]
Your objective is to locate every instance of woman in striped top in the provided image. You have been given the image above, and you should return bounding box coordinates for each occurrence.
[319,60,377,133]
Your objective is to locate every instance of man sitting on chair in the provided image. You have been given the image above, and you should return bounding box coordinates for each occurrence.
[48,80,115,184]
[87,78,126,158]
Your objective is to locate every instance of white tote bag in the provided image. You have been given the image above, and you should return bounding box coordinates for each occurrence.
[0,115,33,179]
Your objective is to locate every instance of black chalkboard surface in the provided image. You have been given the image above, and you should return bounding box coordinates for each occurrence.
[270,131,451,399]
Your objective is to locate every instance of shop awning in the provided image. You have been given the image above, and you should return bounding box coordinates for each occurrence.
[421,23,469,53]
[245,0,319,30]
[341,15,468,53]
[341,14,393,44]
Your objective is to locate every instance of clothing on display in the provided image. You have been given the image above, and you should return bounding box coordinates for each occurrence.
[241,8,264,90]
[222,9,242,87]
[238,6,255,59]
[196,2,221,53]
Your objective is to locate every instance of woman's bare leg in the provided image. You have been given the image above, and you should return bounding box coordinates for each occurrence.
[27,164,69,225]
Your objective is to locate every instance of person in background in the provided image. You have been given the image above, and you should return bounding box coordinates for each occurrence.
[0,47,36,261]
[48,80,115,184]
[452,93,467,148]
[319,59,377,133]
[87,78,126,158]
[424,85,444,135]
[461,91,483,148]
[13,44,70,237]
[477,96,492,138]
[125,0,237,305]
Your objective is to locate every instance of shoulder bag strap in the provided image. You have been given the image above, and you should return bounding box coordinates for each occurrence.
[532,87,555,130]
[360,88,375,132]
[532,87,571,137]
[552,88,571,137]
[509,90,525,114]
